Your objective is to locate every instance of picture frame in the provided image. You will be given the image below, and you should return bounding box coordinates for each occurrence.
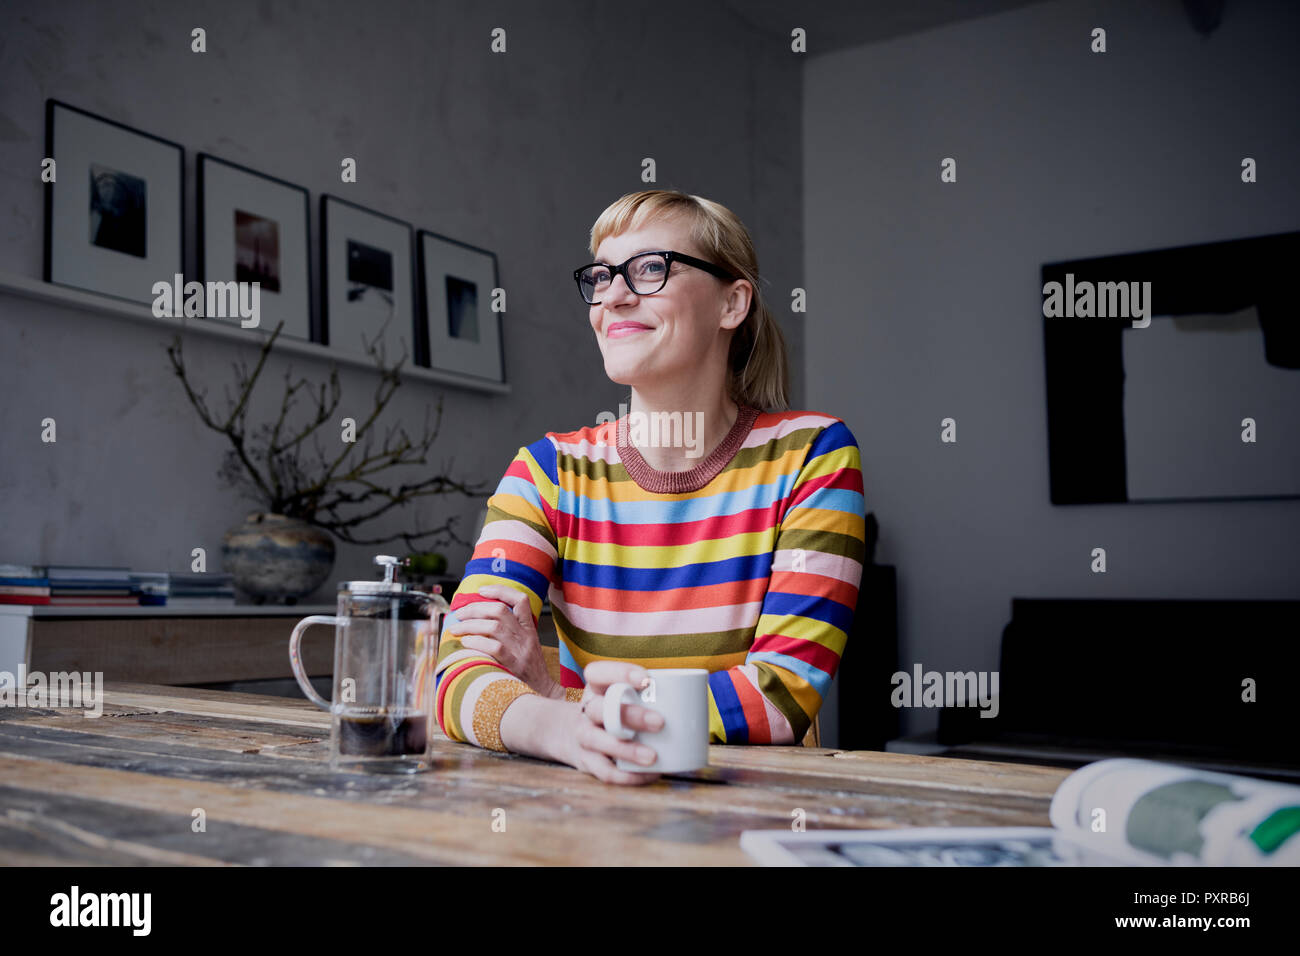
[197,154,313,341]
[320,194,416,366]
[416,228,504,384]
[43,99,184,307]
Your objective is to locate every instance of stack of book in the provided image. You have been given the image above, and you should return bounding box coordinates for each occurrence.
[0,564,52,605]
[0,565,138,606]
[1,565,240,608]
[129,571,236,607]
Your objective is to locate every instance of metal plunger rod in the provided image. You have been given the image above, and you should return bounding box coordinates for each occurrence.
[373,555,408,717]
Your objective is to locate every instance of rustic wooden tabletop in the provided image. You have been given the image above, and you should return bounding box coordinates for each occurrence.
[0,683,1071,866]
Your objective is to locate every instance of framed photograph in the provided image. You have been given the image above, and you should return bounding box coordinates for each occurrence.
[320,195,416,366]
[416,229,504,383]
[44,99,184,306]
[197,154,312,341]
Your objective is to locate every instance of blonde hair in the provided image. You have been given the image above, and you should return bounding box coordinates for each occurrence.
[588,189,790,412]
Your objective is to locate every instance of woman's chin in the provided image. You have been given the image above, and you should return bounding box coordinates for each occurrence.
[603,362,642,386]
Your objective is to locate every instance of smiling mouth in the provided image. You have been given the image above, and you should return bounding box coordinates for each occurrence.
[607,324,652,338]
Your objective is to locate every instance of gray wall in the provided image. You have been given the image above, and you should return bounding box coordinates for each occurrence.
[0,0,803,598]
[807,0,1300,738]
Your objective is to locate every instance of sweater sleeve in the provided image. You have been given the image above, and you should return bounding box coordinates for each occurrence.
[706,420,867,745]
[433,436,560,751]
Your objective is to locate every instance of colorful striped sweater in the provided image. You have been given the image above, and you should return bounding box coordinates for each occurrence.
[432,404,867,751]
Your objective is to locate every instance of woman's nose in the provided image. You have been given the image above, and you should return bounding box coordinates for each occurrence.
[602,272,636,304]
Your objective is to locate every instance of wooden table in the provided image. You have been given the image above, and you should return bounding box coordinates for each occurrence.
[0,683,1071,866]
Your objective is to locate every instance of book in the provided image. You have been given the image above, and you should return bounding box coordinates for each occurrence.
[47,587,135,596]
[166,572,234,587]
[0,576,50,587]
[739,758,1300,866]
[47,596,140,606]
[45,566,132,583]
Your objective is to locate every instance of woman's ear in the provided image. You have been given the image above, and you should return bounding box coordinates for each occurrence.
[721,279,752,330]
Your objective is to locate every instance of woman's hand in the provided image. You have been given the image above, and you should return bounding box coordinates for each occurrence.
[542,660,666,785]
[442,585,563,700]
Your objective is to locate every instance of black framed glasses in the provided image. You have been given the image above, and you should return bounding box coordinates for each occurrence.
[573,250,737,304]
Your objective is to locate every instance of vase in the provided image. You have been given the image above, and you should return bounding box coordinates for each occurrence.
[221,513,335,604]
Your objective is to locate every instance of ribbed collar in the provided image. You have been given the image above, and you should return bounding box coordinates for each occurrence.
[616,404,761,494]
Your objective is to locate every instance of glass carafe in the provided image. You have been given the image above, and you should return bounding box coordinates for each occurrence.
[289,555,450,773]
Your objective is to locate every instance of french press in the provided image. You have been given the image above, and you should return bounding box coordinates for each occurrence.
[288,555,451,773]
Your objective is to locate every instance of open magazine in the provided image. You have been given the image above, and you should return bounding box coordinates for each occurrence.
[740,758,1300,866]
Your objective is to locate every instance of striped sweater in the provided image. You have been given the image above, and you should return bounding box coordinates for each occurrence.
[432,405,867,750]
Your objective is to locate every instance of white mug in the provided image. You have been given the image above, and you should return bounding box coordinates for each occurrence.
[603,668,709,773]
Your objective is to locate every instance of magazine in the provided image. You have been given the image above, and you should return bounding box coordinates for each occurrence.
[740,758,1300,866]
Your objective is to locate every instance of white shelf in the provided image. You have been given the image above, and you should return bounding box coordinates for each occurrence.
[0,602,553,619]
[0,603,336,618]
[0,270,510,395]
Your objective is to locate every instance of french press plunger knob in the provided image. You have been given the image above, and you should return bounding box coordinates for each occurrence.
[373,554,409,583]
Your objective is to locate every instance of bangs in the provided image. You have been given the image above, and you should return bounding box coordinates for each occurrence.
[588,191,713,258]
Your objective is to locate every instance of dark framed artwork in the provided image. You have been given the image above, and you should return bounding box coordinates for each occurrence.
[44,99,184,306]
[416,229,504,383]
[197,154,312,341]
[320,195,416,365]
[1042,229,1300,504]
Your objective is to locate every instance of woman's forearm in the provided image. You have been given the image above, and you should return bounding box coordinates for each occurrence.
[499,692,562,760]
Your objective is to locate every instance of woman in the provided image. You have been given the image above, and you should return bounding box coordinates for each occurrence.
[432,189,866,784]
